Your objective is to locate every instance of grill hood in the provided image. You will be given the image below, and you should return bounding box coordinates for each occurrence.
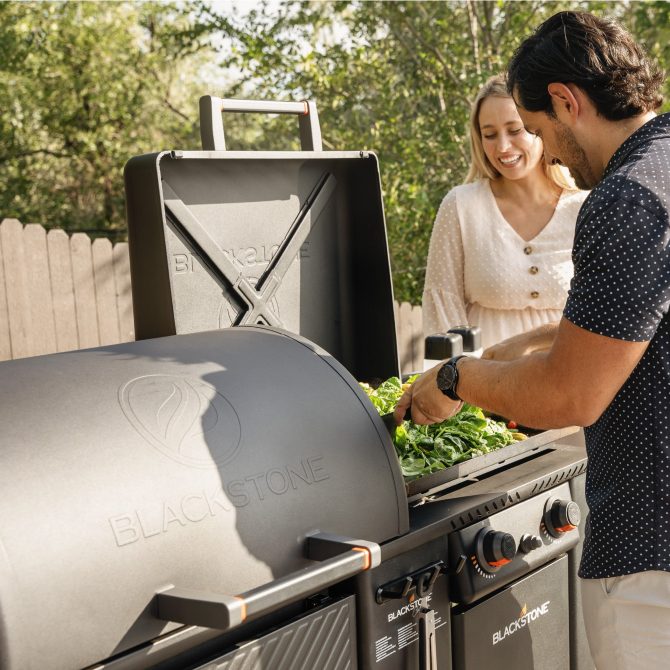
[0,326,408,670]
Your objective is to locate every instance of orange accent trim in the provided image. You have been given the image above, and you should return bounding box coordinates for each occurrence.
[302,101,309,115]
[555,524,576,533]
[352,546,372,570]
[489,558,512,567]
[234,596,247,621]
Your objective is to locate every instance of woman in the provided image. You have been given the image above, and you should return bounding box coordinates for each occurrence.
[422,74,588,351]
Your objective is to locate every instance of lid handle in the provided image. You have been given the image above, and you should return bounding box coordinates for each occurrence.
[199,96,323,151]
[155,533,379,631]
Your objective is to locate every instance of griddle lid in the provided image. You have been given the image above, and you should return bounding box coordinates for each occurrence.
[0,327,407,669]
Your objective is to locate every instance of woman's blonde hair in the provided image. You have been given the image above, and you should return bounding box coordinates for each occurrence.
[464,74,574,190]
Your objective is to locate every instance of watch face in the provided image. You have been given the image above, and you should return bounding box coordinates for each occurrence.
[437,363,456,391]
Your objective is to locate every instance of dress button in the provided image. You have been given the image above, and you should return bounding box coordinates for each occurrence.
[530,291,540,299]
[529,266,539,275]
[524,245,533,255]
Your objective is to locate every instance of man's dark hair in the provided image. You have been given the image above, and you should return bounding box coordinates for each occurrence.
[507,11,664,120]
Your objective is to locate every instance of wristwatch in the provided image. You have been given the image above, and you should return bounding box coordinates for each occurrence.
[436,355,467,401]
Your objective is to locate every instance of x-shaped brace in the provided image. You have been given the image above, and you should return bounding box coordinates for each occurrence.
[162,172,336,327]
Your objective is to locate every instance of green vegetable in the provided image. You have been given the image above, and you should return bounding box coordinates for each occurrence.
[361,376,522,480]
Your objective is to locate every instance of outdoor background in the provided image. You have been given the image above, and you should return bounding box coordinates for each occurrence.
[2,0,669,305]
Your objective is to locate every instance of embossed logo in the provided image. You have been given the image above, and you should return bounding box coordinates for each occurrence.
[119,375,241,468]
[218,280,281,328]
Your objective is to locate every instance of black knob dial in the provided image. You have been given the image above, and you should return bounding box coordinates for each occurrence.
[475,529,516,573]
[519,534,543,554]
[544,498,581,538]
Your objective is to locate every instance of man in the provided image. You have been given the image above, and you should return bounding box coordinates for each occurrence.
[395,11,670,669]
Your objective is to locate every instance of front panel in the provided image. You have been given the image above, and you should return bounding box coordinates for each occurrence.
[452,557,569,670]
[191,597,358,670]
[356,537,451,670]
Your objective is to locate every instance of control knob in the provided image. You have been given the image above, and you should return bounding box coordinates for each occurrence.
[519,534,543,554]
[475,529,516,573]
[544,498,581,538]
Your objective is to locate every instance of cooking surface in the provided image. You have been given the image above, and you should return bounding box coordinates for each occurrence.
[384,433,586,561]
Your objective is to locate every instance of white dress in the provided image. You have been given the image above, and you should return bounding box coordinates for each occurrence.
[422,179,588,350]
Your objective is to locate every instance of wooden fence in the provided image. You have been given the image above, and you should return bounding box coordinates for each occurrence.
[0,219,424,372]
[394,300,424,374]
[0,219,134,361]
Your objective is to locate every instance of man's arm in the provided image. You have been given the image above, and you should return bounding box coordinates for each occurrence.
[481,321,559,361]
[395,317,648,429]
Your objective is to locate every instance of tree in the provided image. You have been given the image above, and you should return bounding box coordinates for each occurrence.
[203,1,586,302]
[2,1,669,303]
[0,1,210,234]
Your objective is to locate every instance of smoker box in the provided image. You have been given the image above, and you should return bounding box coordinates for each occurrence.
[125,97,399,384]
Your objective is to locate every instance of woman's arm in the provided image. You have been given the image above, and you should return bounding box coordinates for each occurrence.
[422,192,468,337]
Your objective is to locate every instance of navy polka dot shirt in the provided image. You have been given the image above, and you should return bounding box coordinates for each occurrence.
[564,113,670,579]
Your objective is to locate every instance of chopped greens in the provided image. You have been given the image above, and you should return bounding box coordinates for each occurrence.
[360,375,523,480]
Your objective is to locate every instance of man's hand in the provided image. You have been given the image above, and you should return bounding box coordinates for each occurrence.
[394,364,463,425]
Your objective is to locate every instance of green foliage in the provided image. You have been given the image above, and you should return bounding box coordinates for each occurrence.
[1,0,669,297]
[204,0,592,302]
[0,1,209,234]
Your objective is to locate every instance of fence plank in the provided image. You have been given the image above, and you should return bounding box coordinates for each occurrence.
[92,238,121,345]
[70,232,99,349]
[410,303,424,373]
[398,301,414,374]
[393,299,400,370]
[113,241,135,343]
[394,301,425,375]
[0,219,425,369]
[0,221,12,361]
[24,224,58,356]
[47,229,78,352]
[0,219,33,358]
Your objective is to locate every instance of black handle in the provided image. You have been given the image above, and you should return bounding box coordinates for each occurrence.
[425,333,463,360]
[448,326,482,352]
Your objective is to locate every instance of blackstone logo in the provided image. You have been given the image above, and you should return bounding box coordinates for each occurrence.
[119,375,242,468]
[492,601,551,645]
[387,594,432,622]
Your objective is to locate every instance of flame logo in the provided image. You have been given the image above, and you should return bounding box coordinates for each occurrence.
[119,375,241,469]
[519,604,528,618]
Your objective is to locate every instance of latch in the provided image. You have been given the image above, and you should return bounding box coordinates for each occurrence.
[375,561,446,604]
